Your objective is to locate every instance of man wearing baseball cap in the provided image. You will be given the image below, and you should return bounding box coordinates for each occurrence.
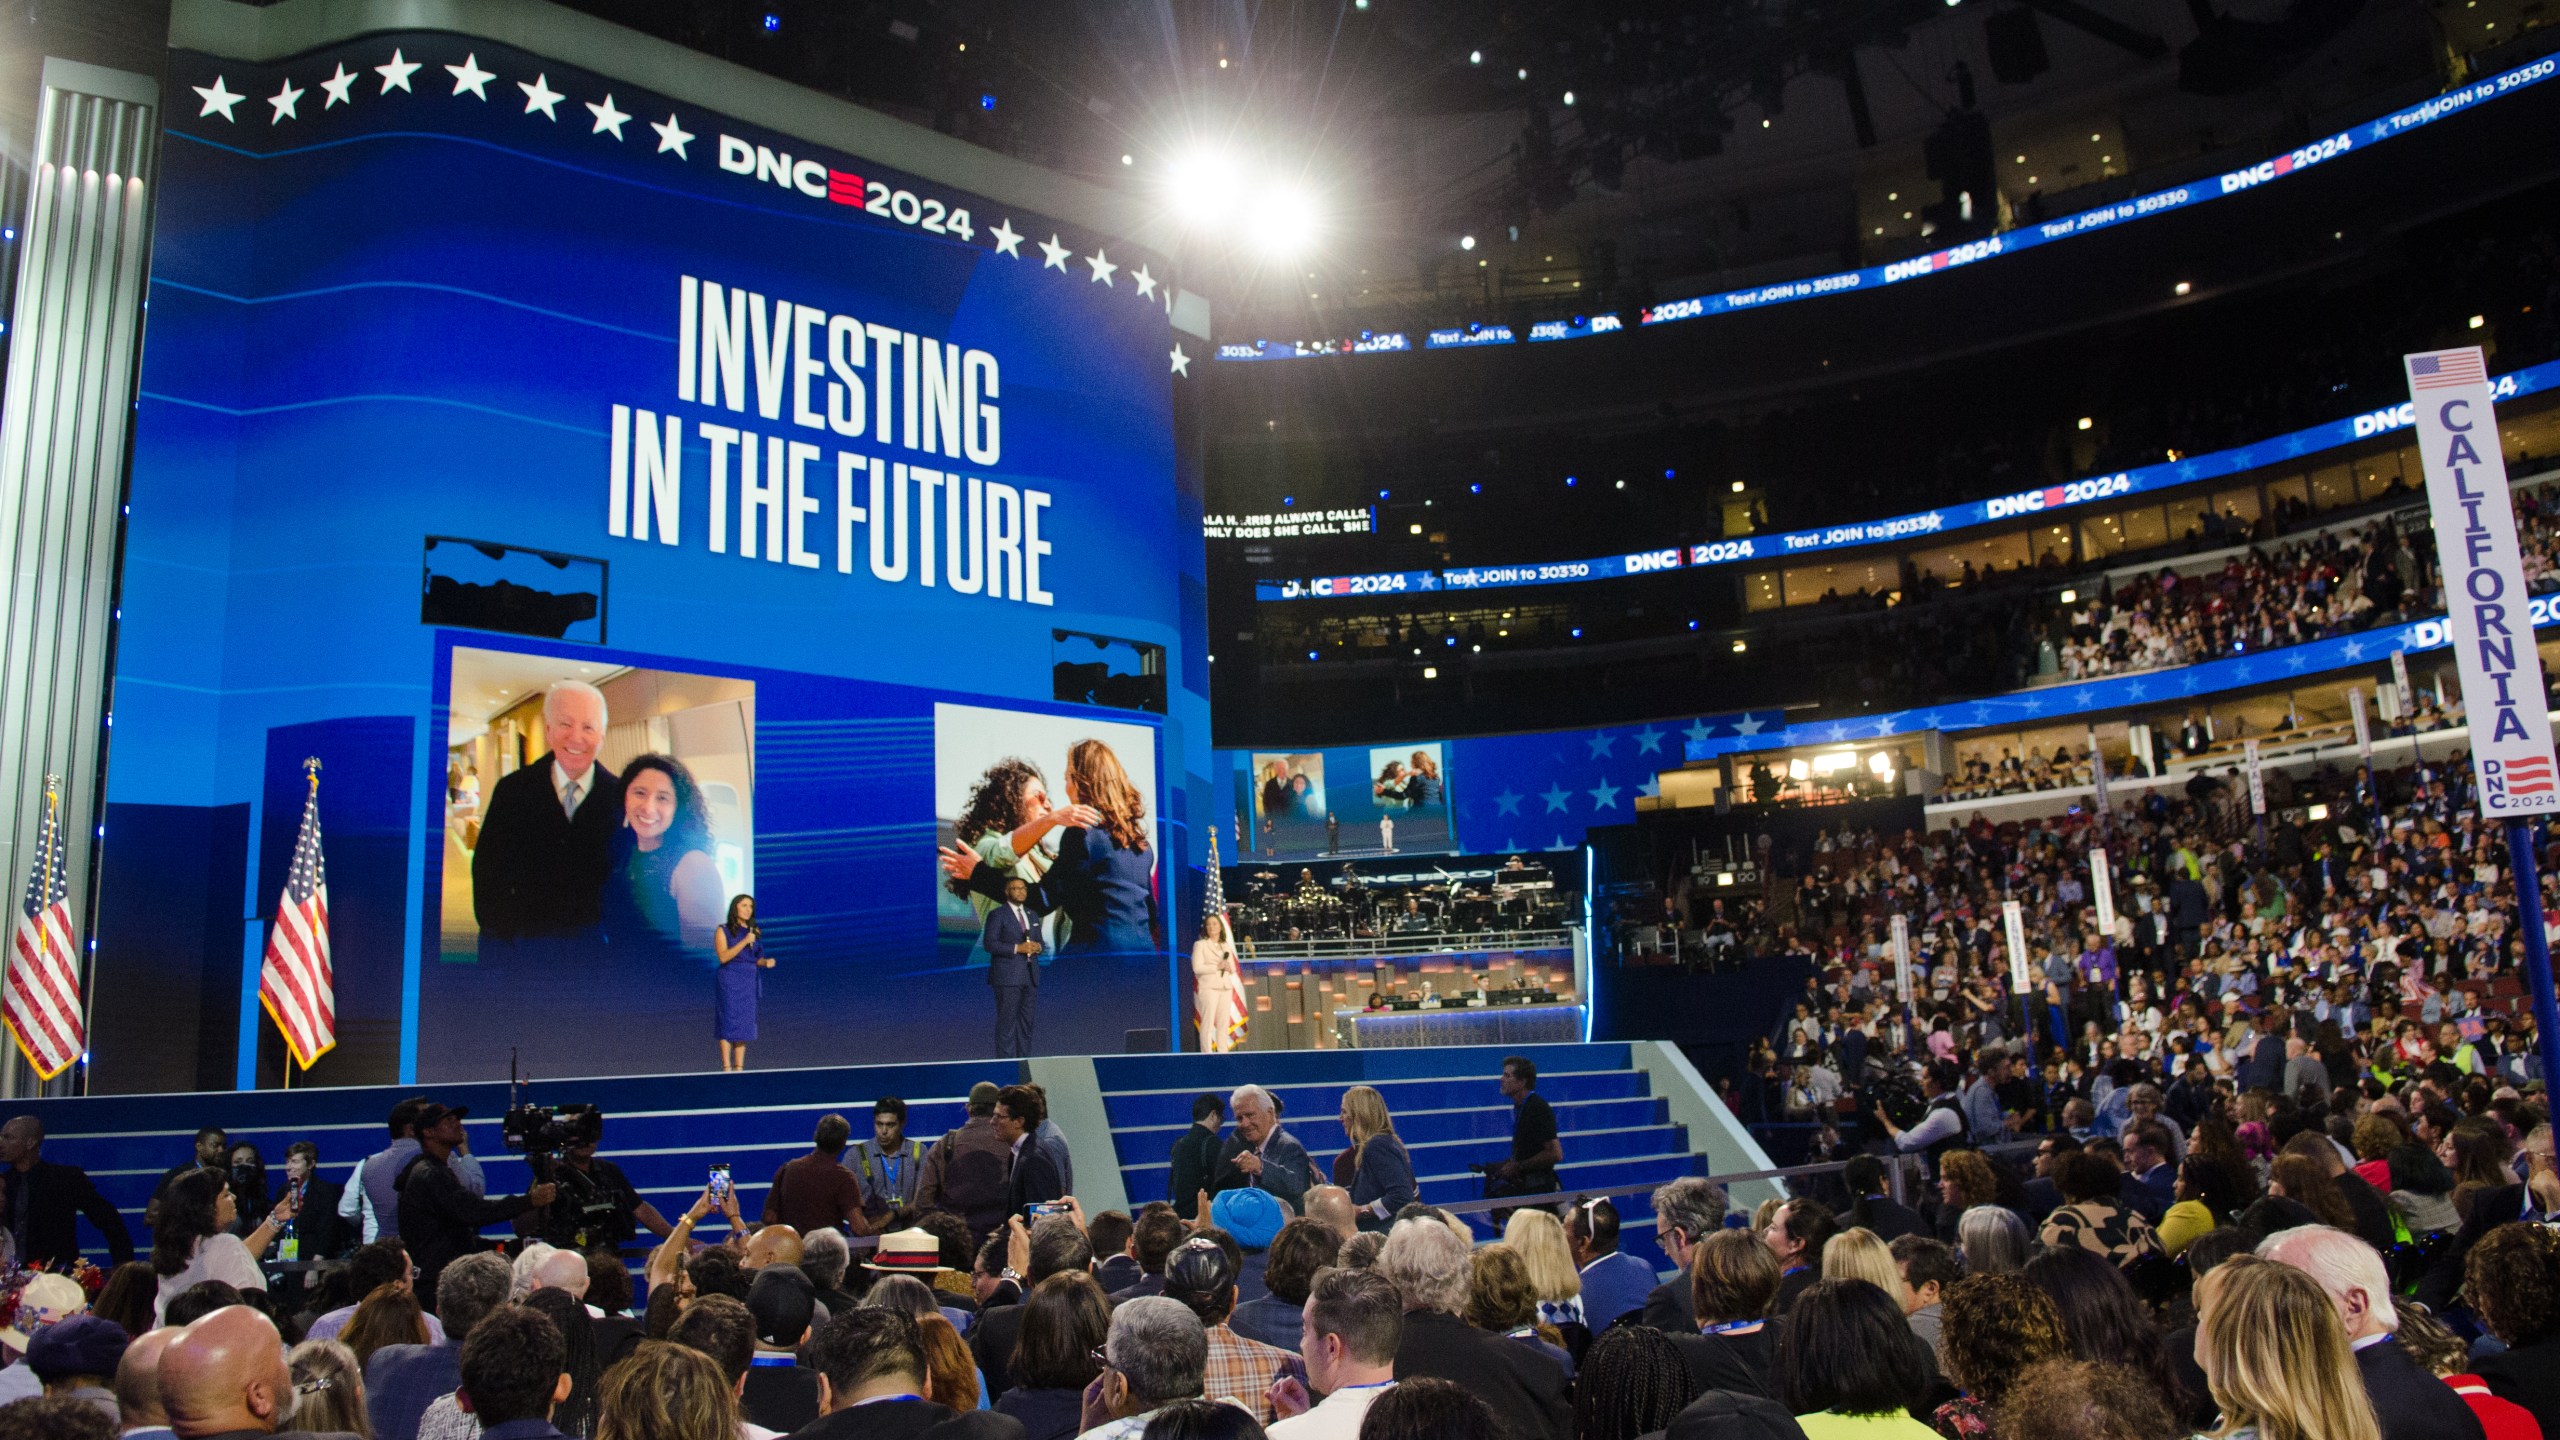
[0,1272,92,1404]
[394,1104,555,1311]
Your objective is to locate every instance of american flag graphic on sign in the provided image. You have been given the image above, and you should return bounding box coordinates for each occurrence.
[259,762,335,1069]
[2410,351,2488,390]
[5,778,85,1081]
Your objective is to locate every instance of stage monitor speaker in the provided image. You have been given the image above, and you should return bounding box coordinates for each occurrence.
[1124,1027,1169,1053]
[1985,9,2049,84]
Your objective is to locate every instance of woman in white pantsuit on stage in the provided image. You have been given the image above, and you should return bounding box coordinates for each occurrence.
[1194,912,1247,1052]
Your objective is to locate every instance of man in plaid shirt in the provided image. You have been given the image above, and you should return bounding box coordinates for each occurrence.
[1166,1234,1296,1424]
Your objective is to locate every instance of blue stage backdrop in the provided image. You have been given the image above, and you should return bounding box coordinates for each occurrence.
[97,34,1206,1089]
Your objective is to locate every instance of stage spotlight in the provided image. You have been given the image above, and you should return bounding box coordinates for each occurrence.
[1120,153,1134,166]
[1470,50,1483,64]
[2470,314,2486,329]
[1460,234,1476,251]
[2076,416,2093,430]
[2174,281,2192,295]
[1562,91,1575,106]
[1422,666,1438,679]
[1246,179,1321,256]
[1730,481,1744,493]
[1164,146,1244,228]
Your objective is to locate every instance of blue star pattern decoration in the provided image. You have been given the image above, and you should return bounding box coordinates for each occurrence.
[1493,788,1524,816]
[1634,726,1665,755]
[1588,779,1623,810]
[1637,777,1662,798]
[1587,732,1617,760]
[1540,784,1573,814]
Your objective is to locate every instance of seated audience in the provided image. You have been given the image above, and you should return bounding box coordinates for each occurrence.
[2259,1226,2483,1440]
[795,1309,1014,1440]
[2194,1255,2382,1440]
[1670,1229,1781,1399]
[1775,1279,1936,1440]
[1077,1298,1209,1440]
[1930,1276,2069,1440]
[2462,1223,2560,1433]
[1264,1269,1399,1440]
[1569,1326,1696,1440]
[1990,1360,2184,1440]
[993,1275,1108,1440]
[1563,1199,1654,1333]
[1376,1217,1567,1440]
[593,1341,736,1440]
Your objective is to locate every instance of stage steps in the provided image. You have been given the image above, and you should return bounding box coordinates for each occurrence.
[1095,1041,1715,1272]
[17,1043,1758,1284]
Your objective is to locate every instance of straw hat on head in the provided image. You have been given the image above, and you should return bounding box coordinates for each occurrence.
[862,1227,943,1274]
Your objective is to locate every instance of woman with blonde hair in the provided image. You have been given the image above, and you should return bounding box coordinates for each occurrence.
[1340,1084,1417,1231]
[942,738,1158,960]
[2193,1256,2382,1440]
[1821,1229,1907,1305]
[594,1341,738,1440]
[1466,1244,1576,1378]
[287,1340,373,1440]
[1502,1208,1586,1328]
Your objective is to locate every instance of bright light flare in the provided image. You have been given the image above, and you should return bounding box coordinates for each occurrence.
[1164,147,1245,227]
[1246,179,1322,256]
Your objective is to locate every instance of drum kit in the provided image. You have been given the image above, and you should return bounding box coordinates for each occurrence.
[1223,863,1568,942]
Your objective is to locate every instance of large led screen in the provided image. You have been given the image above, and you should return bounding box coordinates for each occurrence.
[96,33,1201,1085]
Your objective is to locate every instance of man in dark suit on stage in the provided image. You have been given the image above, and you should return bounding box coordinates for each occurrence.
[469,681,622,950]
[0,1116,132,1267]
[981,878,1045,1059]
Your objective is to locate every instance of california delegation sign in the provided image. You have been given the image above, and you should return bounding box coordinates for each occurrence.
[2405,347,2560,816]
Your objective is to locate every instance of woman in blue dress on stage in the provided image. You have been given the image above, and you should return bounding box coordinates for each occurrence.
[713,895,771,1072]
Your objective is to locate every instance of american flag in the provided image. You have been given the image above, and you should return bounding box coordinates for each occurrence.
[259,762,334,1069]
[2409,350,2488,390]
[5,779,84,1081]
[1202,826,1247,1047]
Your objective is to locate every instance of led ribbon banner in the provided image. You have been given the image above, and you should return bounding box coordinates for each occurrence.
[1219,54,2559,364]
[1255,354,2559,602]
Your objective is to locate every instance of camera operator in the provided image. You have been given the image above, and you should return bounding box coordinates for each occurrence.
[511,1107,673,1252]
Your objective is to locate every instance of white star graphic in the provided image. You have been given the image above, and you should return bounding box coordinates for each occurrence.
[375,50,420,93]
[193,77,243,121]
[446,54,495,100]
[585,92,630,138]
[1683,720,1714,744]
[1493,789,1524,816]
[2342,640,2366,660]
[1551,836,1570,853]
[319,64,358,108]
[1733,714,1766,736]
[267,78,305,122]
[1132,264,1158,299]
[1169,345,1191,378]
[1085,249,1118,286]
[1588,780,1624,810]
[988,219,1023,257]
[651,113,695,157]
[1637,777,1662,799]
[1038,234,1072,271]
[1586,732,1616,759]
[519,73,564,119]
[1634,726,1665,755]
[1540,785,1573,814]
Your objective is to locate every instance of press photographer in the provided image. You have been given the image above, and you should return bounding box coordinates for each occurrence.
[504,1103,673,1251]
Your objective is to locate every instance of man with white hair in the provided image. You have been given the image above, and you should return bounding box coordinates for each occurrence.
[1377,1217,1568,1440]
[470,679,623,947]
[1211,1086,1313,1215]
[2260,1225,2484,1440]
